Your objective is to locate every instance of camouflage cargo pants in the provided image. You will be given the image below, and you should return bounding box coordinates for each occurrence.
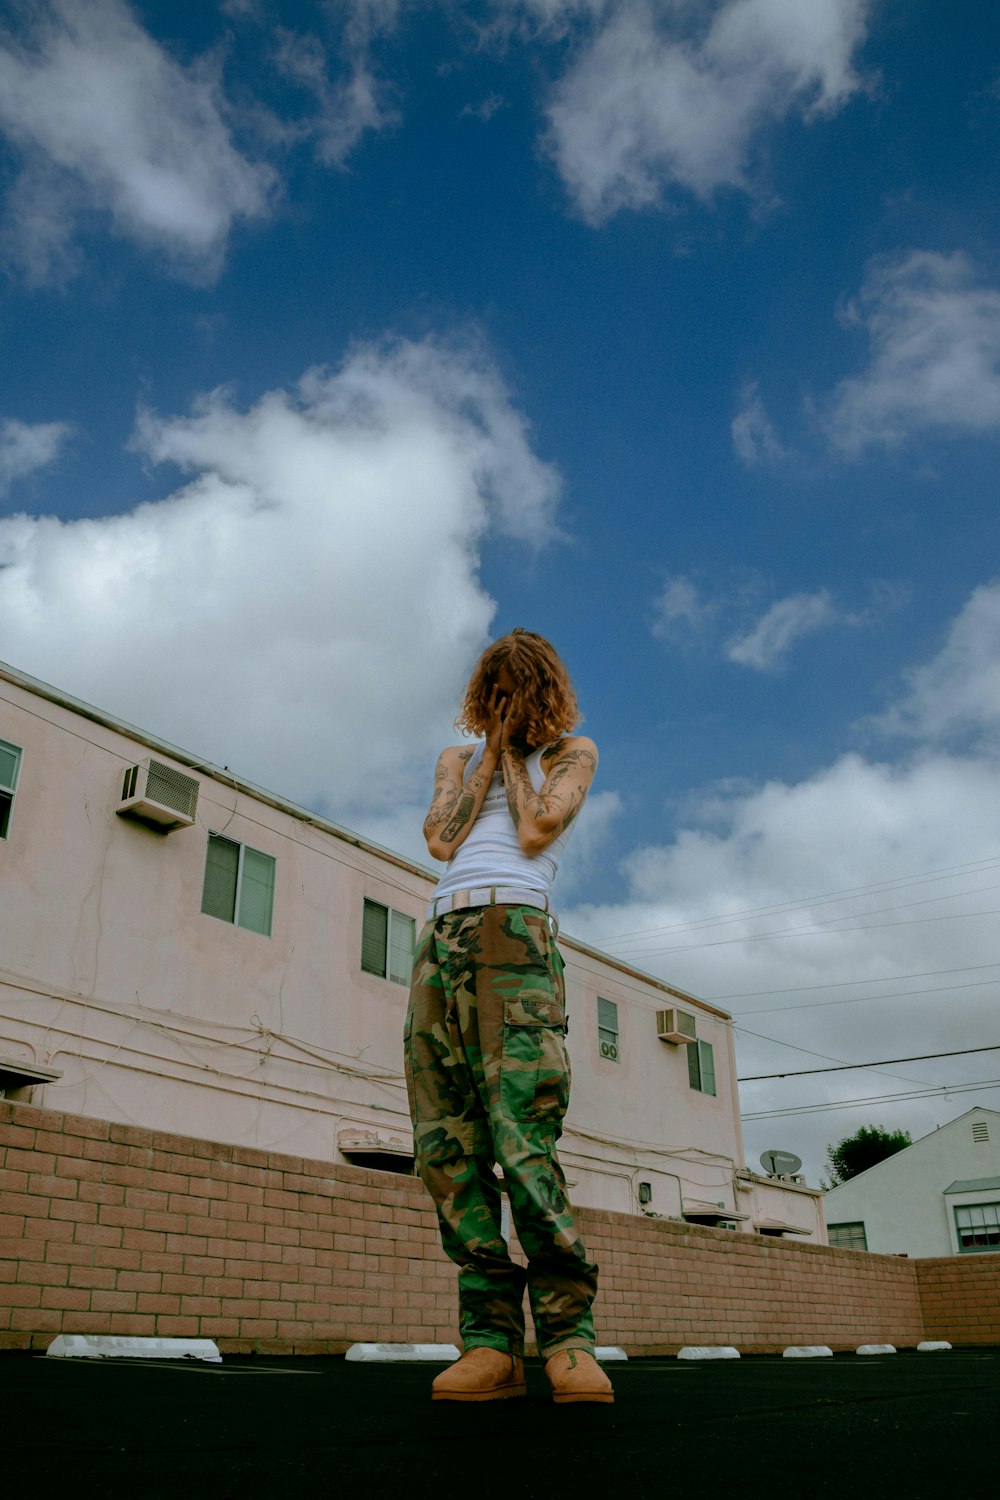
[404,904,599,1359]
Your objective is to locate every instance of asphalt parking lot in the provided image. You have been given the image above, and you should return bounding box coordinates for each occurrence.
[5,1347,996,1497]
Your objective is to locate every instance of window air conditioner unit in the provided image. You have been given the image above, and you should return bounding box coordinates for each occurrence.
[599,1040,619,1061]
[117,759,199,831]
[656,1007,696,1044]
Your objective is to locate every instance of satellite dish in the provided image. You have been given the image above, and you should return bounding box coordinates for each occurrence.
[760,1149,802,1177]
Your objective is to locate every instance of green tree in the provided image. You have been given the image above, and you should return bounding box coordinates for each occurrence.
[823,1124,912,1188]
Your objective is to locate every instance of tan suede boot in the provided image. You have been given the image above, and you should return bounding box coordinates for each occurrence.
[431,1348,526,1402]
[544,1349,614,1404]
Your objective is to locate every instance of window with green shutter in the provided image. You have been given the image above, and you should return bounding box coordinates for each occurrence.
[688,1038,716,1096]
[389,912,416,984]
[362,899,415,984]
[0,738,22,840]
[201,833,275,936]
[361,899,389,977]
[597,997,619,1062]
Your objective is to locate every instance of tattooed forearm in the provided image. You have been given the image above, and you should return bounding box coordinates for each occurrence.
[501,747,545,825]
[437,763,491,844]
[440,792,475,842]
[423,783,460,835]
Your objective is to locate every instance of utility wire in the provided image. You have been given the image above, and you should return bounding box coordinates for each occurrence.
[739,1044,1000,1081]
[711,959,1000,1002]
[734,974,998,1017]
[598,855,1000,945]
[613,877,1000,949]
[622,905,1000,958]
[742,1077,1000,1121]
[734,1025,932,1089]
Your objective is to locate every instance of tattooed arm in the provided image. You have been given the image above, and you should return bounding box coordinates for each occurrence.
[422,744,496,861]
[423,683,513,860]
[500,735,598,857]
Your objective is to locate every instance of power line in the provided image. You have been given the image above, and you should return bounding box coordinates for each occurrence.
[742,1077,1000,1121]
[733,1025,933,1089]
[738,1044,1000,1082]
[615,877,1000,949]
[734,974,998,1017]
[710,959,1000,1002]
[599,855,1000,946]
[621,905,1000,959]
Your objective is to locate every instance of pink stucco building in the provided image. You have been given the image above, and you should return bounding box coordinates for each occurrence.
[0,659,822,1240]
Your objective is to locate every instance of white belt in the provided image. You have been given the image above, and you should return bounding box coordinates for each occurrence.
[428,885,556,929]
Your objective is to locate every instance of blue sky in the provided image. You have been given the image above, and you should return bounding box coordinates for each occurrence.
[2,0,999,1180]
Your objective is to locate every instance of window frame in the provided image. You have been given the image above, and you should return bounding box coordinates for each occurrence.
[201,832,276,937]
[827,1221,868,1251]
[954,1199,1000,1255]
[597,996,620,1063]
[687,1038,717,1096]
[361,898,416,985]
[0,737,23,841]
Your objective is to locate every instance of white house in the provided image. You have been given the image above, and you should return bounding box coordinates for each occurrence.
[824,1107,1000,1256]
[0,658,822,1239]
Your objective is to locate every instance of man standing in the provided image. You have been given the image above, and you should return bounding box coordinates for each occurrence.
[404,628,613,1404]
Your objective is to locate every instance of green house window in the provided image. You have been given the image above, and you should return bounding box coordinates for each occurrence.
[0,738,22,840]
[688,1039,716,1096]
[597,997,620,1062]
[201,833,275,937]
[362,899,416,985]
[954,1201,1000,1254]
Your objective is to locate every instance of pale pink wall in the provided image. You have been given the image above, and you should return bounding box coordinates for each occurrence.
[1,666,822,1238]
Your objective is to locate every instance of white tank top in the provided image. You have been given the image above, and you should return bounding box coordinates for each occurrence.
[433,741,576,900]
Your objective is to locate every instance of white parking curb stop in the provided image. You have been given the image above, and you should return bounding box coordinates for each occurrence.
[345,1343,460,1362]
[677,1346,740,1360]
[46,1335,221,1362]
[783,1346,833,1358]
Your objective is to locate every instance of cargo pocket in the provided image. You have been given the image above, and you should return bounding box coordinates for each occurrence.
[500,996,570,1123]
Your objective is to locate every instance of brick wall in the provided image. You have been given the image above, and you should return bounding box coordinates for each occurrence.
[0,1101,454,1355]
[0,1101,994,1354]
[917,1254,1000,1346]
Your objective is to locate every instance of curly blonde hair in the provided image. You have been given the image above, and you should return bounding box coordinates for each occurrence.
[456,628,580,747]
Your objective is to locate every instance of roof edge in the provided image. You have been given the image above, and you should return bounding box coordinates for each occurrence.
[0,658,437,885]
[1,658,728,1010]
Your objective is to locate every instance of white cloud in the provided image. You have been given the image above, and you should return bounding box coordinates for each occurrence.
[0,417,73,493]
[274,3,401,167]
[651,574,719,640]
[0,0,273,282]
[731,381,785,466]
[880,578,1000,749]
[568,580,1000,1182]
[533,0,871,222]
[652,574,877,668]
[826,251,1000,452]
[726,589,844,670]
[0,337,561,826]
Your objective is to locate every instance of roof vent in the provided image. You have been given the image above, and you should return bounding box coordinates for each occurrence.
[117,759,199,831]
[973,1121,989,1143]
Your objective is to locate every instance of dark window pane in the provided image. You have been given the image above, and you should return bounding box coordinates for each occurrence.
[202,834,239,922]
[362,900,388,976]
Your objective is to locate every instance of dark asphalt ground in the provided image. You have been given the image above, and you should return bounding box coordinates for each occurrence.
[5,1347,996,1497]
